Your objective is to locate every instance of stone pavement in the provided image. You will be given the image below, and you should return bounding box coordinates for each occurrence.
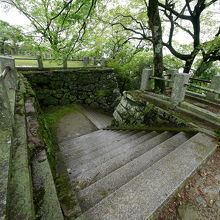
[56,105,112,143]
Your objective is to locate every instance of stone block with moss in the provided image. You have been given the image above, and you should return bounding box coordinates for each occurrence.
[23,68,120,112]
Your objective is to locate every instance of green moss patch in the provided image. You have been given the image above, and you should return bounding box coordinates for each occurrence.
[43,104,79,136]
[216,129,220,147]
[106,125,197,134]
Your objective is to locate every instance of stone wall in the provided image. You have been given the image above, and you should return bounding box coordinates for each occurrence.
[113,91,192,128]
[23,68,121,112]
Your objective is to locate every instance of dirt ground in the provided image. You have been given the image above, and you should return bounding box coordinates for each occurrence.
[158,148,220,220]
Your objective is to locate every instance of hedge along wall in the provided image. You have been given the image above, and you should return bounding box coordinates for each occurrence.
[22,68,121,112]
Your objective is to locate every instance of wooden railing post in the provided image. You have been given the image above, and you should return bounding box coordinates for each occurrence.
[37,56,43,69]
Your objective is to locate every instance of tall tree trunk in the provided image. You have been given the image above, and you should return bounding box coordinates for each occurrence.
[183,59,194,73]
[148,0,165,93]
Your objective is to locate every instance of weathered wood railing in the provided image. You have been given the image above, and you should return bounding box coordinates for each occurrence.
[140,68,220,104]
[14,56,106,69]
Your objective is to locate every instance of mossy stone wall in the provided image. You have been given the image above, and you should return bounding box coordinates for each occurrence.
[113,91,192,128]
[23,68,121,112]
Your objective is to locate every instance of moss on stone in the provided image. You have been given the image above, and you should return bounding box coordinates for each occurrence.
[105,125,197,134]
[22,68,120,112]
[43,105,79,130]
[55,173,81,218]
[22,75,58,173]
[216,129,220,147]
[33,187,45,220]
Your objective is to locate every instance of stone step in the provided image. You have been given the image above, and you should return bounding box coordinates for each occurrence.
[6,93,35,219]
[80,106,113,129]
[63,131,145,164]
[60,130,112,147]
[60,130,129,153]
[78,132,190,211]
[62,130,137,157]
[68,131,158,179]
[77,133,216,220]
[32,150,64,220]
[71,132,172,188]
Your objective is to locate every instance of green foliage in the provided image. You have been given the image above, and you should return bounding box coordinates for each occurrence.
[107,48,153,92]
[0,20,24,54]
[194,59,220,80]
[216,129,220,147]
[201,36,220,55]
[96,90,106,97]
[163,55,184,69]
[3,0,99,59]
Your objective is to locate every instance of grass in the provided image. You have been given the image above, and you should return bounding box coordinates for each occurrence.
[0,55,84,68]
[0,54,83,68]
[15,59,38,67]
[216,129,220,147]
[43,104,79,131]
[2,54,98,68]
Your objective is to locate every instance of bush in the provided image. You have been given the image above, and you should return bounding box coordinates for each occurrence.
[107,49,154,93]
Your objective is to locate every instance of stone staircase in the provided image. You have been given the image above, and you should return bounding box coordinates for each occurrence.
[1,56,218,219]
[59,129,216,219]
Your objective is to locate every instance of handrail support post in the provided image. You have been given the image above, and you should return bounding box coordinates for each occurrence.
[171,72,190,104]
[140,69,152,90]
[37,56,43,69]
[206,75,220,101]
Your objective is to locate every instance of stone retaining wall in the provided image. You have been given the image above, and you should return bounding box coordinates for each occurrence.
[23,68,121,112]
[113,91,191,127]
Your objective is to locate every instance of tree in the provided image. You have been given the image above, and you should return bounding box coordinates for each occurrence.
[2,0,98,59]
[107,1,166,91]
[0,20,24,54]
[147,0,165,92]
[158,0,219,73]
[195,36,220,75]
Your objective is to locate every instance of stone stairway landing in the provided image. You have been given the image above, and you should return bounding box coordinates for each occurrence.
[57,105,112,143]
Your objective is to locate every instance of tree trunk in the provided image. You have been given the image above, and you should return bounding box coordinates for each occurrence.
[183,59,194,73]
[148,0,165,93]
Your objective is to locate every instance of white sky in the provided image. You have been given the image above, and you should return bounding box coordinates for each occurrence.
[0,1,219,46]
[0,6,30,27]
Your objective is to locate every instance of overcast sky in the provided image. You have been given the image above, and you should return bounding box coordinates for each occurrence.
[0,6,30,26]
[0,1,219,45]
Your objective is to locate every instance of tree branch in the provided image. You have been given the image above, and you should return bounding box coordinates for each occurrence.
[174,21,194,37]
[158,2,191,20]
[185,0,193,16]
